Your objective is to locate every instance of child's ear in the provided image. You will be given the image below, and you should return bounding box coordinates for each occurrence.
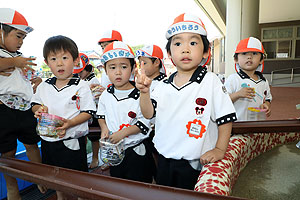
[154,59,160,67]
[44,59,48,65]
[234,57,239,63]
[202,51,209,59]
[74,56,80,66]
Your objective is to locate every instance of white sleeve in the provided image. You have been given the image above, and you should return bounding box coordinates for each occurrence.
[78,82,96,112]
[224,74,238,94]
[265,79,272,102]
[96,91,107,117]
[30,82,44,105]
[213,75,237,124]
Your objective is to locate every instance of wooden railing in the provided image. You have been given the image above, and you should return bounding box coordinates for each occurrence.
[1,119,299,200]
[0,158,245,200]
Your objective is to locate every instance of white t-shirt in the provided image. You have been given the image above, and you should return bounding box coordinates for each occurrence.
[150,73,167,93]
[84,72,100,86]
[96,83,152,149]
[224,70,272,121]
[100,72,111,88]
[151,66,237,160]
[149,73,166,125]
[0,48,33,110]
[31,75,96,142]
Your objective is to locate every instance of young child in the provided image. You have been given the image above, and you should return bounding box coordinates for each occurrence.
[97,41,155,183]
[74,52,104,169]
[136,13,237,190]
[98,30,123,88]
[135,44,167,92]
[31,35,96,200]
[0,8,45,199]
[224,37,272,121]
[135,44,167,170]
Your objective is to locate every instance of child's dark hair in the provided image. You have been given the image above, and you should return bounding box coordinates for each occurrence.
[104,58,135,71]
[150,57,163,70]
[84,64,93,72]
[234,53,264,61]
[43,35,79,61]
[0,24,15,35]
[165,35,210,55]
[98,40,117,45]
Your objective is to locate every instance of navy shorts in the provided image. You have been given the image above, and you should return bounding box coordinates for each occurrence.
[87,117,100,142]
[110,140,156,183]
[156,154,201,190]
[0,104,40,153]
[41,136,88,172]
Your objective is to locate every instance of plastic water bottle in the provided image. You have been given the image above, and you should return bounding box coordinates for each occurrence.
[296,141,300,149]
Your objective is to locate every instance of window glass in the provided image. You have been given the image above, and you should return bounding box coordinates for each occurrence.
[263,29,277,39]
[263,41,276,59]
[277,40,291,58]
[295,40,300,58]
[278,28,293,38]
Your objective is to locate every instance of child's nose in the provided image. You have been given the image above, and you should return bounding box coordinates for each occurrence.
[182,47,190,54]
[115,67,121,74]
[247,53,253,58]
[57,58,63,65]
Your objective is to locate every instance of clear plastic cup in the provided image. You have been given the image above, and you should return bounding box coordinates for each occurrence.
[36,113,64,138]
[100,138,125,166]
[247,107,267,121]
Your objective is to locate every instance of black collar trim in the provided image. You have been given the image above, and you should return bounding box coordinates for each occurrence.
[163,66,207,90]
[238,70,266,82]
[107,81,140,100]
[85,73,96,81]
[45,74,81,92]
[153,73,167,81]
[164,66,207,84]
[0,46,22,57]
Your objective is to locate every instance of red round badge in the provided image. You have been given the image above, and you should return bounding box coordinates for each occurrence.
[195,98,207,106]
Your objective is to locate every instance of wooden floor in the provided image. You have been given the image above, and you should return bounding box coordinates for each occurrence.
[267,87,300,120]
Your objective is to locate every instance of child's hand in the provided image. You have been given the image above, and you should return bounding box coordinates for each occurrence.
[31,77,42,93]
[56,129,66,138]
[200,147,226,165]
[237,87,255,99]
[0,67,15,76]
[109,131,124,144]
[90,84,105,98]
[14,56,37,73]
[101,129,110,139]
[55,118,72,138]
[34,105,48,119]
[260,102,271,117]
[135,61,152,93]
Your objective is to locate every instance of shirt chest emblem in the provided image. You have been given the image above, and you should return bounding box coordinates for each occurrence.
[186,119,206,139]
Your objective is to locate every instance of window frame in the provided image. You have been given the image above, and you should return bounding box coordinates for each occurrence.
[261,26,300,61]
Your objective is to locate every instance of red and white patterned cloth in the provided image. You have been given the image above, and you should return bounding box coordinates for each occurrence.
[194,132,300,195]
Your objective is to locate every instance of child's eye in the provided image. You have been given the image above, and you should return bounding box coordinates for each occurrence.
[253,52,258,55]
[174,42,181,46]
[121,65,128,69]
[191,41,197,46]
[50,57,56,61]
[63,56,68,60]
[109,66,115,70]
[16,34,26,39]
[242,52,247,55]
